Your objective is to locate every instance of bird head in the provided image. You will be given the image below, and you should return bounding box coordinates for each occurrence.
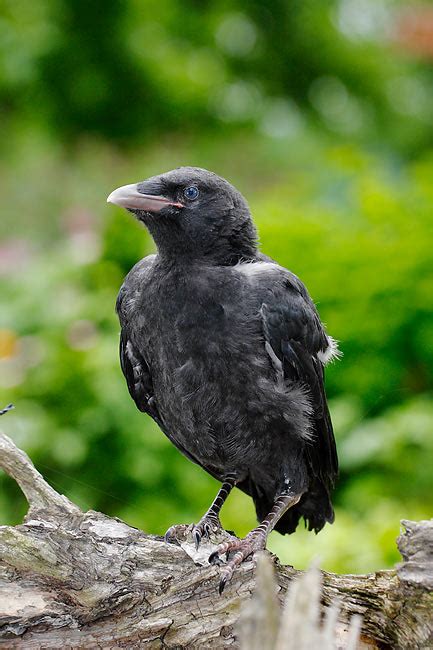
[107,167,258,264]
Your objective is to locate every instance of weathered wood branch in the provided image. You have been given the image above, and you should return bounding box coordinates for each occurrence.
[0,430,432,648]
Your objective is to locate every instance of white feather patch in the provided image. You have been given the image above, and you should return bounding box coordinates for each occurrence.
[317,336,342,364]
[235,261,276,277]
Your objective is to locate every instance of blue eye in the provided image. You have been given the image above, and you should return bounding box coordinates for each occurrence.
[183,186,199,200]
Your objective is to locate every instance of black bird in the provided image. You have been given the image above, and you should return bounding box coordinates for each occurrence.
[108,167,340,592]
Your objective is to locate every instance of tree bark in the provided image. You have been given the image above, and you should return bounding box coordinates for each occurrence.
[0,431,432,649]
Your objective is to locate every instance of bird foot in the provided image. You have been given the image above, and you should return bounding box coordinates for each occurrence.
[192,514,225,550]
[209,532,266,594]
[164,516,228,550]
[164,523,190,545]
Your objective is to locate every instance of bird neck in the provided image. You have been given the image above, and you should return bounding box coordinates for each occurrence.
[156,241,258,267]
[148,215,259,267]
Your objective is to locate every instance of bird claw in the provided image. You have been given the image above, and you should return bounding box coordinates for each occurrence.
[191,516,222,550]
[204,522,212,538]
[193,529,201,550]
[208,533,266,593]
[219,574,229,595]
[208,549,222,565]
[164,524,189,545]
[165,518,224,550]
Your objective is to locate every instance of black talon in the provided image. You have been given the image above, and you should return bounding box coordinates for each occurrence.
[194,529,201,550]
[208,551,220,565]
[219,576,228,595]
[204,522,211,538]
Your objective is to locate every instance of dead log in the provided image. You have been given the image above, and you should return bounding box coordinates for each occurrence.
[0,430,432,649]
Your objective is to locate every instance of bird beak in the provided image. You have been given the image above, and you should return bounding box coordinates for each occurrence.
[107,183,183,212]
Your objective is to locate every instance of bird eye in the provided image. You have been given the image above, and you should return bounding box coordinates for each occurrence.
[183,186,199,201]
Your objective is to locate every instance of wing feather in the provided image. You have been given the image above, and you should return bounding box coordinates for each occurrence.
[261,273,339,487]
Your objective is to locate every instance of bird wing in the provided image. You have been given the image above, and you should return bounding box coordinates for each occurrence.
[118,328,154,414]
[116,258,154,412]
[118,326,208,469]
[260,267,339,488]
[116,257,212,469]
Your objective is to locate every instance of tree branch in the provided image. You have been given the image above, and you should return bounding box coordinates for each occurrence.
[0,430,432,648]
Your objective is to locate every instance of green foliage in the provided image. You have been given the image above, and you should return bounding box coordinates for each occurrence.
[1,0,432,153]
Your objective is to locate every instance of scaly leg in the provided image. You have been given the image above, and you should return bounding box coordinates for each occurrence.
[209,492,302,594]
[191,475,237,549]
[165,474,237,548]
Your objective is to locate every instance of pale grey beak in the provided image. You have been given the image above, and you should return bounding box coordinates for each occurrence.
[107,183,183,212]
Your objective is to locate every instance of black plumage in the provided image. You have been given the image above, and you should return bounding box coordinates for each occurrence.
[108,167,340,589]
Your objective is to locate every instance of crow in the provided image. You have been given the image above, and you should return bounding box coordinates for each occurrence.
[107,167,340,592]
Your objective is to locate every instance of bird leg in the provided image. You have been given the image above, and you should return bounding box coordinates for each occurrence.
[209,492,301,594]
[165,475,237,548]
[191,475,237,549]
